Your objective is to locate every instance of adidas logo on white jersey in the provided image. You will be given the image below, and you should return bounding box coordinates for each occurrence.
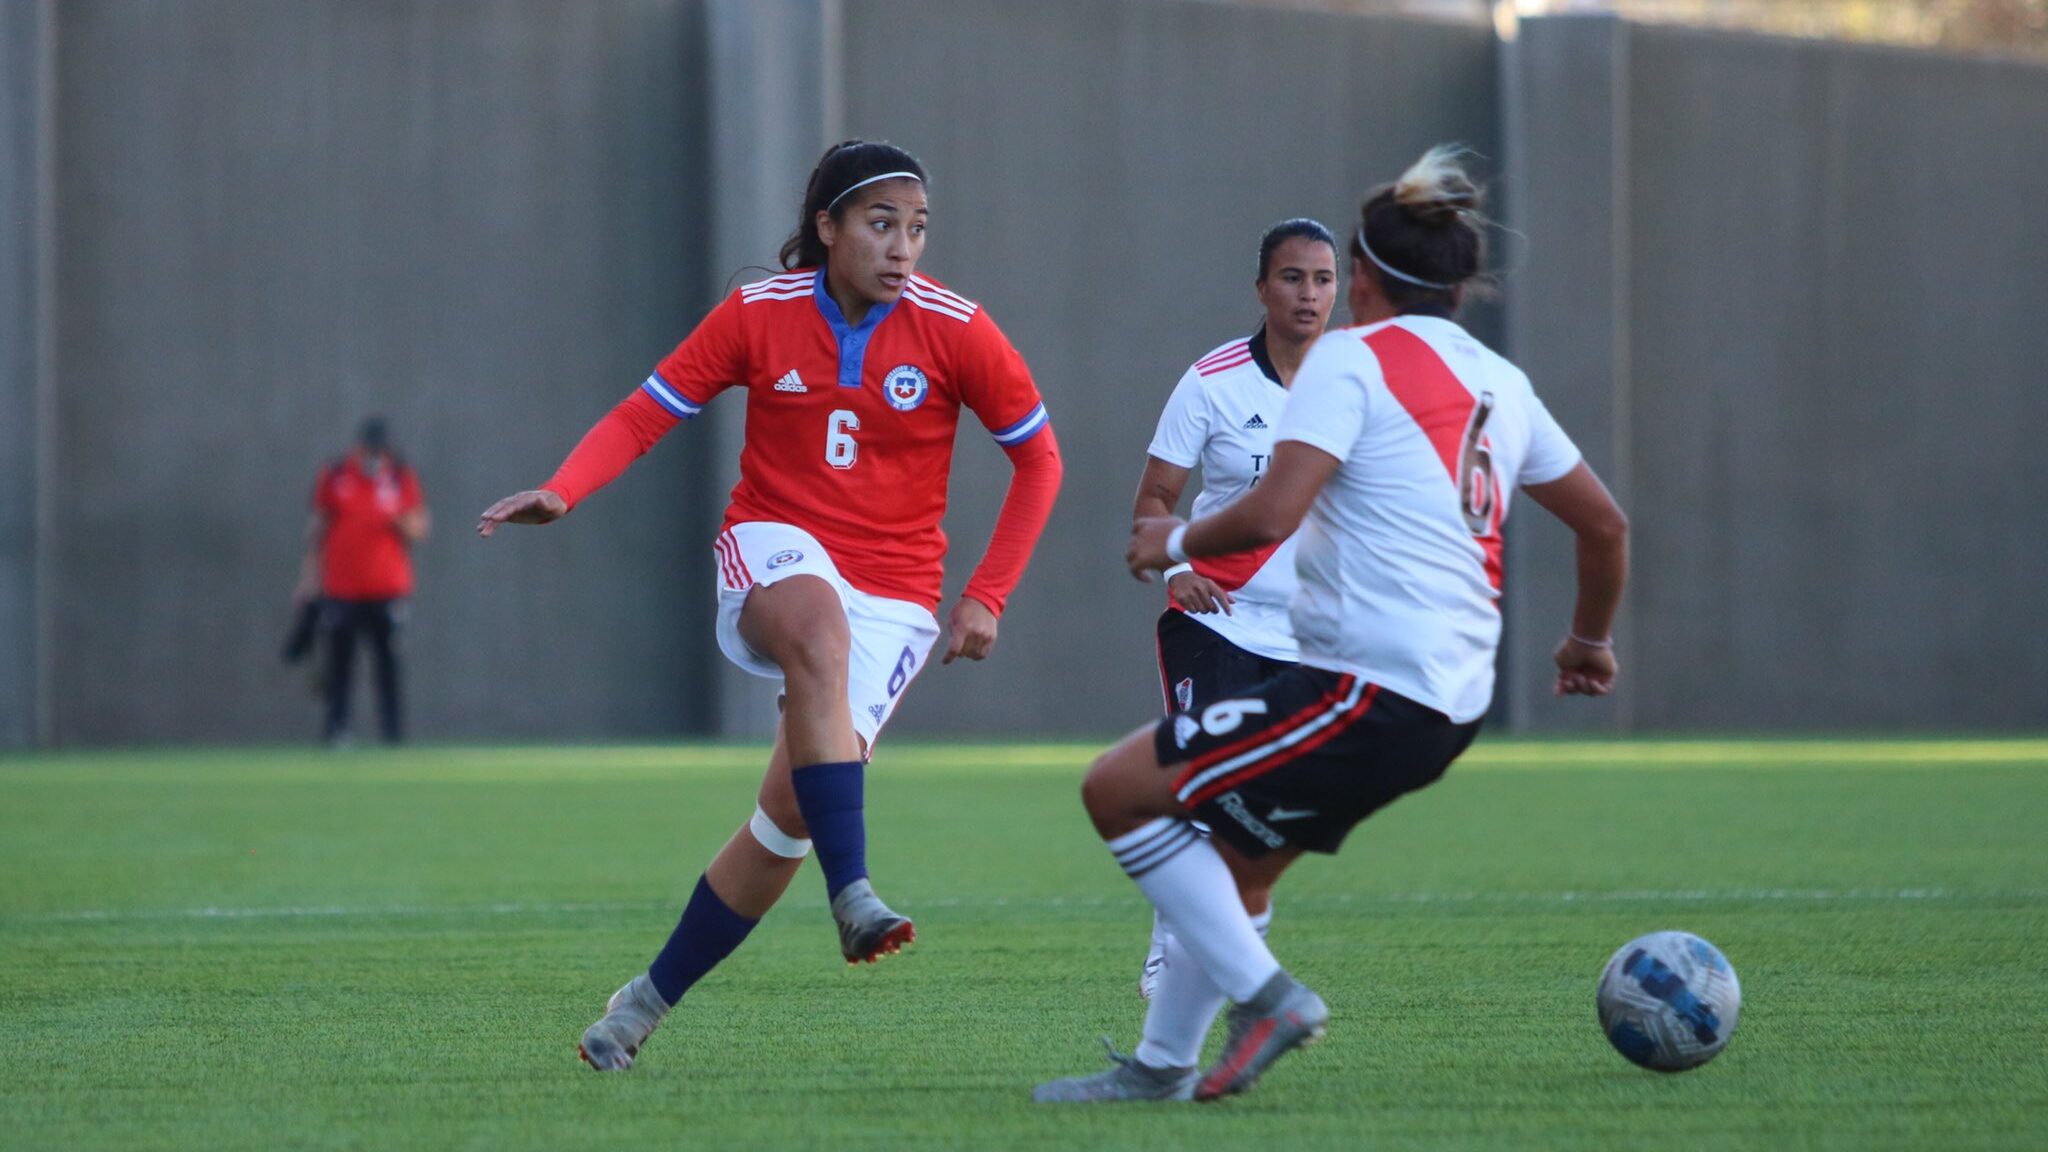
[1243,413,1268,429]
[774,370,807,394]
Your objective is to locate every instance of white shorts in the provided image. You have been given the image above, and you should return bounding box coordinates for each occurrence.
[713,522,941,750]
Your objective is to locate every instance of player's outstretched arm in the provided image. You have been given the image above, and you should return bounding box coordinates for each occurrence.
[476,489,568,538]
[477,390,681,539]
[1126,441,1338,579]
[1522,461,1629,697]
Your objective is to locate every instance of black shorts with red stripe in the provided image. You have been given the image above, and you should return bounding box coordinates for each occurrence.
[1151,666,1481,858]
[1156,608,1295,715]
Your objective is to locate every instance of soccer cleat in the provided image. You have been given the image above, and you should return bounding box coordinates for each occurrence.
[831,878,916,964]
[1032,1037,1198,1103]
[576,973,669,1071]
[1195,971,1328,1101]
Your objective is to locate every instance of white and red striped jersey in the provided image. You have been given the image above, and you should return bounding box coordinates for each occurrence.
[1277,315,1581,722]
[1148,330,1302,662]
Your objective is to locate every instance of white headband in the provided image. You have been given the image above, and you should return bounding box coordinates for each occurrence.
[1356,228,1455,291]
[826,170,924,211]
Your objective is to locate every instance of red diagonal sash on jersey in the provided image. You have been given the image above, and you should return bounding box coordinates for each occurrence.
[1185,543,1283,595]
[1362,326,1504,593]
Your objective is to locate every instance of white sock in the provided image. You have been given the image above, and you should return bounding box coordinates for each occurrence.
[1135,907,1271,1069]
[1145,910,1171,970]
[1106,817,1282,1003]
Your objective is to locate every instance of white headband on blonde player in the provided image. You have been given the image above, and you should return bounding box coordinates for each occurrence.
[826,170,924,211]
[1355,227,1456,291]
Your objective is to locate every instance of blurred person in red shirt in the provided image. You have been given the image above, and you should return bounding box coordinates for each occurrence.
[294,417,430,745]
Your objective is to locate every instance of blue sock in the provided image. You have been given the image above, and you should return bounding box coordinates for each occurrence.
[646,874,758,1006]
[791,759,867,899]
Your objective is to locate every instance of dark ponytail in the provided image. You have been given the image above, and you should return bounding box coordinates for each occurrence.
[1257,217,1337,281]
[1353,145,1489,313]
[778,140,928,271]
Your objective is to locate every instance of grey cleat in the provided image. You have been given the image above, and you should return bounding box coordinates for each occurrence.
[831,878,916,964]
[577,973,669,1071]
[1195,971,1328,1101]
[1033,1037,1198,1103]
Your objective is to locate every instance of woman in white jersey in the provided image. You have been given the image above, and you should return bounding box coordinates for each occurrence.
[1037,147,1628,1103]
[1132,219,1339,1001]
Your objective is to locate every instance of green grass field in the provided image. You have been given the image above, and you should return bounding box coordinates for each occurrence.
[3,740,2045,1150]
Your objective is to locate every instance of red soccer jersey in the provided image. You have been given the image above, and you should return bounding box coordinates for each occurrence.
[643,269,1049,610]
[314,455,423,601]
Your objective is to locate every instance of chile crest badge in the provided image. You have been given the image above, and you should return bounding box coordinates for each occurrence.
[884,365,929,412]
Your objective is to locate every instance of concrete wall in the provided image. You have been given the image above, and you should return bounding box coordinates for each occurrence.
[0,2,52,747]
[700,0,843,738]
[1506,17,2048,730]
[840,0,1502,739]
[44,0,717,743]
[12,2,2045,744]
[1498,15,1634,732]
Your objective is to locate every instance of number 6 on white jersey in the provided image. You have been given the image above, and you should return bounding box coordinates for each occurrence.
[827,409,859,470]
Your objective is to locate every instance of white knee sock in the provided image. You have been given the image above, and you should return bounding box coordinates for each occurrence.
[1106,817,1282,1004]
[1135,907,1271,1069]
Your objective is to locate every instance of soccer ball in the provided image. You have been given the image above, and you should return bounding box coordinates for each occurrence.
[1596,930,1741,1072]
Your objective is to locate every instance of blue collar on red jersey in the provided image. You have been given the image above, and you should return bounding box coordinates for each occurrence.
[812,267,898,389]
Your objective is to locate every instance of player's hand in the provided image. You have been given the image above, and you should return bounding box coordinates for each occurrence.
[943,596,999,664]
[1127,517,1184,581]
[476,489,568,538]
[1554,635,1618,697]
[1166,570,1233,615]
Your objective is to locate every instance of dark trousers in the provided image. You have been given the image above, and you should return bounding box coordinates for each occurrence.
[321,598,404,743]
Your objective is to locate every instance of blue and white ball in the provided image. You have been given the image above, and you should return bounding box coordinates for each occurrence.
[1596,930,1741,1072]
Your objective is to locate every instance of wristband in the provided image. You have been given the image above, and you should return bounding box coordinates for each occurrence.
[1164,524,1191,565]
[1568,632,1614,649]
[1162,562,1195,579]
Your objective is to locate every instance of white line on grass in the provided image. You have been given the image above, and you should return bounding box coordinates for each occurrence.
[6,739,2045,786]
[17,886,2046,926]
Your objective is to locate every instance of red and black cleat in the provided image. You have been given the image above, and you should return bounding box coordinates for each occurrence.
[842,915,915,965]
[832,878,917,965]
[1195,974,1328,1101]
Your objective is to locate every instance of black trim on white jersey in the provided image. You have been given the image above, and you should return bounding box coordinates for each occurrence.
[1248,324,1281,386]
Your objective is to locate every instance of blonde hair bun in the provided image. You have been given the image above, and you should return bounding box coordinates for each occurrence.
[1393,145,1481,225]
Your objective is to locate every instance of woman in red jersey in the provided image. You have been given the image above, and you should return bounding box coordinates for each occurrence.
[478,140,1063,1072]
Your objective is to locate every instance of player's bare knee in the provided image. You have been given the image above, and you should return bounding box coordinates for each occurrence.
[1081,760,1150,836]
[740,578,848,669]
[1081,743,1131,805]
[777,628,850,685]
[1080,758,1114,817]
[757,608,850,684]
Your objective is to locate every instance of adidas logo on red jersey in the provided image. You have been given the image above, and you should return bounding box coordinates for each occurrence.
[774,370,807,394]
